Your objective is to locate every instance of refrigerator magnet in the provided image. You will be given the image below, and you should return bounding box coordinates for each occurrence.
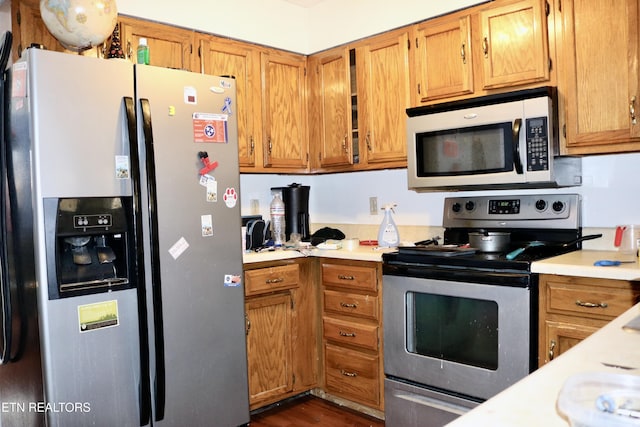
[184,86,197,104]
[78,300,119,333]
[224,274,242,287]
[205,177,217,202]
[115,155,130,179]
[192,112,228,143]
[201,214,213,237]
[223,188,237,208]
[169,237,190,260]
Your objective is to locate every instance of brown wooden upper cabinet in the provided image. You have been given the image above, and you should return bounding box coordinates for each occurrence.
[478,0,550,89]
[411,0,552,106]
[356,29,411,168]
[556,0,640,154]
[308,46,354,169]
[118,17,195,71]
[260,51,309,171]
[198,36,261,169]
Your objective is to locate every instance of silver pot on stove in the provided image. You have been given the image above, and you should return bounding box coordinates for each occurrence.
[468,231,511,252]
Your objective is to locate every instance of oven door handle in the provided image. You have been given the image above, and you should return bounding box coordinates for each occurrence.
[512,118,524,175]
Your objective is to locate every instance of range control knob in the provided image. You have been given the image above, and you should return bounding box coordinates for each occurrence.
[552,201,565,212]
[452,202,462,213]
[535,199,547,211]
[465,201,475,211]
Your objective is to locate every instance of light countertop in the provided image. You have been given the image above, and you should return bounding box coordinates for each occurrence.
[532,250,640,281]
[242,245,396,264]
[447,302,640,427]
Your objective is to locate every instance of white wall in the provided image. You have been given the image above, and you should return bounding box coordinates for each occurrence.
[116,0,486,54]
[240,152,640,229]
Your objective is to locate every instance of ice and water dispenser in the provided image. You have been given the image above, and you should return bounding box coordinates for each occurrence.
[43,197,135,299]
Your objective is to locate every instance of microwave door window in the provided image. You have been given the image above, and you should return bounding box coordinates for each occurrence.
[416,123,514,176]
[407,292,499,370]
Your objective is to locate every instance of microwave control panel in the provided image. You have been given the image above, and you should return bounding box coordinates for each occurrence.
[525,117,549,171]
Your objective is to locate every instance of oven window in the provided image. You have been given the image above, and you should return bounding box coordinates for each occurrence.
[415,122,513,176]
[407,292,499,370]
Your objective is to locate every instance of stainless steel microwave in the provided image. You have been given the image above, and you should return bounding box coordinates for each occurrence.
[406,87,582,191]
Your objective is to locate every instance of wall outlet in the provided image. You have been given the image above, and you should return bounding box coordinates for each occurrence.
[369,197,378,215]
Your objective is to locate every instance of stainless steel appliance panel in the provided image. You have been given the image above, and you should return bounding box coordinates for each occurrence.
[135,65,249,426]
[27,49,133,199]
[384,378,478,427]
[383,274,531,400]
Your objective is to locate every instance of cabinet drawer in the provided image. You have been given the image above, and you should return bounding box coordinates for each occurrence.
[321,263,377,292]
[547,284,638,319]
[323,316,378,350]
[245,264,299,295]
[323,289,379,321]
[324,343,380,407]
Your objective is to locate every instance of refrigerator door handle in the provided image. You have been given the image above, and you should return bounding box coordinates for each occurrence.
[124,96,152,426]
[0,69,12,365]
[140,98,166,422]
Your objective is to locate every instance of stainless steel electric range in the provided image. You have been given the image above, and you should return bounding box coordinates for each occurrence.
[382,193,599,427]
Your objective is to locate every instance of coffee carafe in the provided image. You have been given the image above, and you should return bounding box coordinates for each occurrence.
[272,183,310,241]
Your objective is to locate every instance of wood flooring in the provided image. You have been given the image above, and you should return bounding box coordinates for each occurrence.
[249,395,385,427]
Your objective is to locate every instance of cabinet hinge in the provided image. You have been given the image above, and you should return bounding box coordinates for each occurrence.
[292,373,296,386]
[563,123,567,138]
[407,39,411,50]
[558,0,562,12]
[190,44,193,54]
[545,0,550,16]
[290,297,294,310]
[16,10,21,26]
[197,45,201,58]
[548,58,553,72]
[304,67,307,77]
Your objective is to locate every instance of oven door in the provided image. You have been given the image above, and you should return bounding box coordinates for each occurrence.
[383,274,533,401]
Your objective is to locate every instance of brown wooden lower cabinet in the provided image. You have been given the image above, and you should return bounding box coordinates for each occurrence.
[538,274,640,367]
[244,259,319,410]
[320,258,384,412]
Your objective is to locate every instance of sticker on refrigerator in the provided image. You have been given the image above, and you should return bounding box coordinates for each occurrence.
[223,187,237,208]
[184,86,197,104]
[12,62,27,98]
[201,214,213,237]
[115,155,130,179]
[169,237,189,260]
[192,112,228,143]
[206,178,217,202]
[224,274,242,287]
[78,300,119,333]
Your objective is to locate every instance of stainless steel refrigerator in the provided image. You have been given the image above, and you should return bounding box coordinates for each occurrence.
[0,46,250,426]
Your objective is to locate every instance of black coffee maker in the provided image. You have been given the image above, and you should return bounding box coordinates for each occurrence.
[272,183,310,241]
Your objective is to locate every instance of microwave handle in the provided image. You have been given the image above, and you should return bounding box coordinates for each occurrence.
[512,118,524,175]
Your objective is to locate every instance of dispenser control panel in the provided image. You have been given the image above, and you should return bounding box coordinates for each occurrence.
[73,214,112,229]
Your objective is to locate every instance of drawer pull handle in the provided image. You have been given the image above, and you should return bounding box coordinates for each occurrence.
[340,302,358,309]
[265,277,284,284]
[549,339,556,361]
[340,369,358,378]
[575,300,608,308]
[338,330,356,338]
[338,274,355,280]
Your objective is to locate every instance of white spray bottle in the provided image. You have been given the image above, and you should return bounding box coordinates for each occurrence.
[378,203,400,247]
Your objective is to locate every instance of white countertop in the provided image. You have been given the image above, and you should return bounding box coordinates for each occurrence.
[447,302,640,427]
[242,245,396,264]
[532,250,640,281]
